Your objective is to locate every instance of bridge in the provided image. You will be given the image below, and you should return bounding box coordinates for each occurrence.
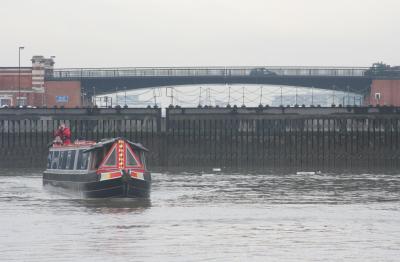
[46,66,374,96]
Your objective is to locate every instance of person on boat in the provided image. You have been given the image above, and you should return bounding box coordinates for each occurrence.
[54,123,71,145]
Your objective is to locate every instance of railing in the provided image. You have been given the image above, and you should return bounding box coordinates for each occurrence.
[47,66,369,79]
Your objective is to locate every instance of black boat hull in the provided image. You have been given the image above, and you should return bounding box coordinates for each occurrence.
[43,172,151,198]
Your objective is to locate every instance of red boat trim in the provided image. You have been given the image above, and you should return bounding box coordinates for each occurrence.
[94,139,146,180]
[96,143,118,173]
[99,171,122,181]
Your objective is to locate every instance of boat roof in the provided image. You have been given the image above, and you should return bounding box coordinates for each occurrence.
[50,140,96,150]
[51,137,149,152]
[83,137,149,152]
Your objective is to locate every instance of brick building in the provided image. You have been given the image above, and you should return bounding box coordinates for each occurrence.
[368,79,400,106]
[0,56,81,107]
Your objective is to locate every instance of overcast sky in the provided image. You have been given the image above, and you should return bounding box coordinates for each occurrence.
[1,0,399,68]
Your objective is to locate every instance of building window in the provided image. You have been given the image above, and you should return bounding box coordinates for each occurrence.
[0,96,12,107]
[375,93,381,100]
[16,97,27,107]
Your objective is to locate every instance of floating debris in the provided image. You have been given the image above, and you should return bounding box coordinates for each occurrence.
[296,171,322,175]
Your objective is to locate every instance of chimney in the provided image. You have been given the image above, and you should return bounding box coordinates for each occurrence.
[31,56,55,92]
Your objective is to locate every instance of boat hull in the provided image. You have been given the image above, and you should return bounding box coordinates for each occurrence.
[43,171,151,198]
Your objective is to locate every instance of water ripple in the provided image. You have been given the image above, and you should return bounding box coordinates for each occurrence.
[0,169,400,261]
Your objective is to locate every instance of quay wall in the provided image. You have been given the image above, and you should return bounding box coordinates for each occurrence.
[0,108,162,168]
[1,107,400,170]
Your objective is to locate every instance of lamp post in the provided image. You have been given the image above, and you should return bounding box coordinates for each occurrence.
[311,86,314,106]
[115,86,119,106]
[124,86,127,106]
[18,46,24,106]
[93,86,96,107]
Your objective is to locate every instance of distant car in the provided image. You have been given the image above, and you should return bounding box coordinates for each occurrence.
[15,105,37,109]
[249,68,277,76]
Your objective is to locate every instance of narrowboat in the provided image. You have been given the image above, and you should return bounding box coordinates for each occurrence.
[43,138,151,198]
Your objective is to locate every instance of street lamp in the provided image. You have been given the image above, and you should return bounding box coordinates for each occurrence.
[93,86,96,107]
[18,46,24,106]
[50,56,56,72]
[50,55,56,71]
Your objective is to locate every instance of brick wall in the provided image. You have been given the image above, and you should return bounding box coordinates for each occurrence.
[44,81,82,107]
[369,80,400,106]
[0,74,32,90]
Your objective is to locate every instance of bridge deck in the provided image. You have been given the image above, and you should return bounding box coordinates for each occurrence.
[48,66,369,79]
[45,67,373,96]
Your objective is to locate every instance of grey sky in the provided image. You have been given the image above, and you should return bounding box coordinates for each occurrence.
[1,0,399,67]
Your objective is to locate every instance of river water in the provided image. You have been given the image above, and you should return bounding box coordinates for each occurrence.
[1,169,400,261]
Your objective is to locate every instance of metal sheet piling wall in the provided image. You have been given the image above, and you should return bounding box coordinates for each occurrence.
[0,108,162,168]
[164,107,400,170]
[1,107,400,169]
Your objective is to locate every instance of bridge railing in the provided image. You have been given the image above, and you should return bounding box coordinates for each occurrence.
[48,67,368,79]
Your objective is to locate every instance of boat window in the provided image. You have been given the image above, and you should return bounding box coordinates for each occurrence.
[70,150,77,170]
[77,150,89,170]
[104,147,117,166]
[51,151,59,169]
[47,151,53,169]
[140,151,147,170]
[93,148,107,169]
[126,148,138,166]
[66,150,76,170]
[59,151,68,169]
[57,151,63,169]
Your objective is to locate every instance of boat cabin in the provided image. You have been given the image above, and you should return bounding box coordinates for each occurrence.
[46,138,148,174]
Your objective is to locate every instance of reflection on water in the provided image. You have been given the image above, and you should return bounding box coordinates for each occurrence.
[1,168,400,261]
[76,198,152,214]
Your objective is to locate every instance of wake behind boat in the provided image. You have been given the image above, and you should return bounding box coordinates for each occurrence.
[43,137,151,198]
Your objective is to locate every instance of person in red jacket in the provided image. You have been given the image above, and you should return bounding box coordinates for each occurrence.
[54,123,71,145]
